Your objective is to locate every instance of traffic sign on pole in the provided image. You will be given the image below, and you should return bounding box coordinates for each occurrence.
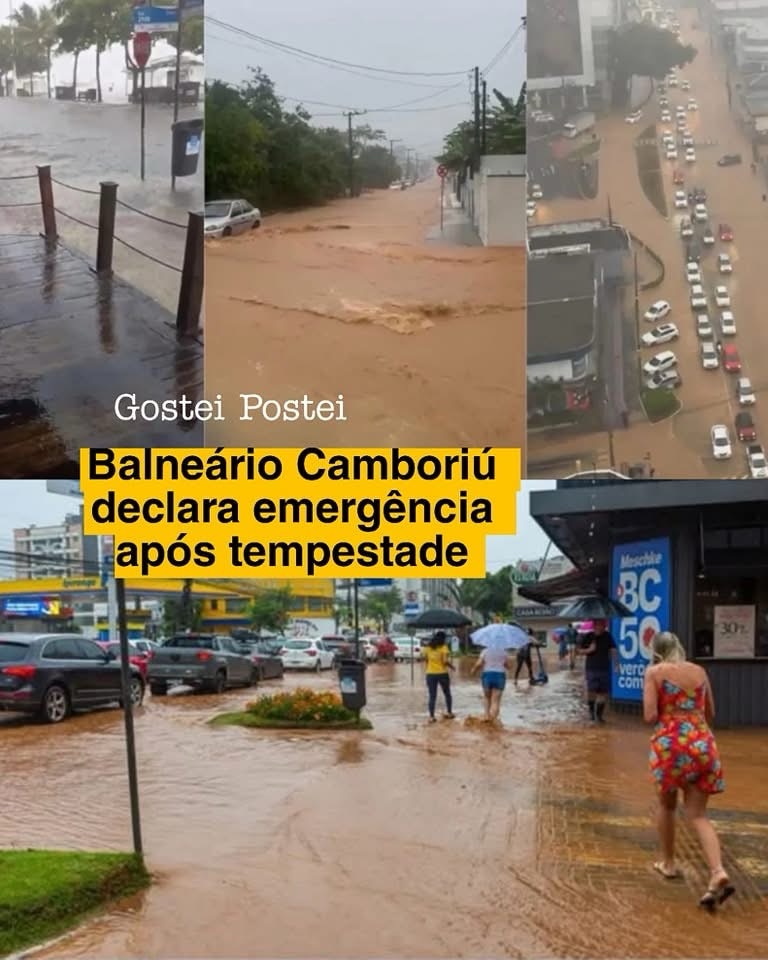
[437,163,448,178]
[132,31,151,68]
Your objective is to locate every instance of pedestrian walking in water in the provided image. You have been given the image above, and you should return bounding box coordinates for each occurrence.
[644,631,734,909]
[577,619,618,721]
[514,631,535,685]
[423,631,454,722]
[470,645,510,723]
[565,622,579,670]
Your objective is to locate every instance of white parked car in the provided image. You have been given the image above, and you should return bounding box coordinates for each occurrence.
[676,104,686,115]
[392,635,422,661]
[530,183,543,199]
[666,146,679,160]
[643,350,678,376]
[747,444,768,479]
[737,377,756,405]
[685,148,696,163]
[693,203,708,222]
[526,200,537,218]
[682,134,694,148]
[661,111,672,123]
[688,98,698,111]
[646,368,682,390]
[690,284,707,310]
[703,227,715,245]
[680,218,694,238]
[668,75,679,87]
[677,117,688,130]
[686,260,701,284]
[718,253,733,274]
[204,199,262,238]
[701,341,719,369]
[662,133,675,146]
[280,639,336,671]
[720,311,737,336]
[644,299,671,322]
[642,323,679,346]
[681,79,691,91]
[625,110,643,124]
[714,285,731,308]
[674,190,688,209]
[711,424,733,460]
[696,314,713,338]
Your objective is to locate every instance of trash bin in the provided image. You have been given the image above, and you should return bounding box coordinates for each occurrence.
[171,117,204,178]
[338,658,366,712]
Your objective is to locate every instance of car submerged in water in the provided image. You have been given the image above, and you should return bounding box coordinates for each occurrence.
[204,199,261,238]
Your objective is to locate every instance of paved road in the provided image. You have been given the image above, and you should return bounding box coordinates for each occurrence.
[4,660,768,959]
[0,97,203,311]
[529,8,765,479]
[206,181,524,447]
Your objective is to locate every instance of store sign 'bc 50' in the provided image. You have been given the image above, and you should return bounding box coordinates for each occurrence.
[610,537,671,702]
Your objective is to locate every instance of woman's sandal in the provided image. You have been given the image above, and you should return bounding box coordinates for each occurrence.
[699,873,735,910]
[653,861,681,880]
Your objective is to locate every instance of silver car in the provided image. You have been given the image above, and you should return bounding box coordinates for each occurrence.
[204,199,261,238]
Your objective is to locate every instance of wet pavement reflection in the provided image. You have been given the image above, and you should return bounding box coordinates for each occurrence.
[0,235,203,476]
[205,181,525,447]
[0,98,202,311]
[3,661,767,958]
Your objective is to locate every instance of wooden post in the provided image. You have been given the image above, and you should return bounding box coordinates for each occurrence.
[176,210,203,336]
[37,165,57,241]
[96,181,118,274]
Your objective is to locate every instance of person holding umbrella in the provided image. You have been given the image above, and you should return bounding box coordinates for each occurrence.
[422,631,455,722]
[470,622,527,723]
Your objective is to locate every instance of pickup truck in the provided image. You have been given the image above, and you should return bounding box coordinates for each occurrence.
[147,634,256,696]
[746,444,768,479]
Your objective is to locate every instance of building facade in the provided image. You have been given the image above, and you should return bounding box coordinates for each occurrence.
[13,514,85,580]
[523,480,768,727]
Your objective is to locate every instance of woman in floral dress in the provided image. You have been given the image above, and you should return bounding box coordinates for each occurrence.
[643,631,734,908]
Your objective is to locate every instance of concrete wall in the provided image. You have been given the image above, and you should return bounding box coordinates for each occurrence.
[466,154,526,246]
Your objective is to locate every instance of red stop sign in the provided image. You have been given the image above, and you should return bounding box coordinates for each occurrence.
[133,31,151,69]
[437,164,448,178]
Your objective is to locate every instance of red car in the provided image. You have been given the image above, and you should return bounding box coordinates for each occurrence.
[719,223,733,241]
[374,636,396,660]
[722,344,741,373]
[735,411,756,442]
[103,641,150,681]
[673,169,685,185]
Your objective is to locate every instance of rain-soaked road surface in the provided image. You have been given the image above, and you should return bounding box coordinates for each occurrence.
[205,181,525,447]
[3,658,768,959]
[0,97,203,311]
[0,235,203,478]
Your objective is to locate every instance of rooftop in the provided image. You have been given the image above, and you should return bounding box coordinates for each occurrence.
[527,252,596,361]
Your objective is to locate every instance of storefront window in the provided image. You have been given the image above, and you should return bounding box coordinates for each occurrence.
[693,575,768,659]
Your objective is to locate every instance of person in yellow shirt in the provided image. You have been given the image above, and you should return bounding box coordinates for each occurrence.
[422,631,455,722]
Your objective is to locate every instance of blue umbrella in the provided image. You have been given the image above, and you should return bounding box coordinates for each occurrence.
[471,622,529,651]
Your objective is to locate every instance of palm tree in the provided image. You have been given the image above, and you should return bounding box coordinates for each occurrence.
[54,0,92,93]
[0,26,15,96]
[11,2,47,93]
[38,6,59,98]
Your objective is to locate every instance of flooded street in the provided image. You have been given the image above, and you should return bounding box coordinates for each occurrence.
[205,182,525,447]
[4,659,768,959]
[0,98,203,310]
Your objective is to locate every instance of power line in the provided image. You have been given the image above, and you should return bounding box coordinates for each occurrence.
[482,22,525,76]
[206,16,470,77]
[206,27,460,90]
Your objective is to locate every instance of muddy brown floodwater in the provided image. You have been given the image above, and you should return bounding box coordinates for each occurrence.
[204,181,525,448]
[3,661,768,959]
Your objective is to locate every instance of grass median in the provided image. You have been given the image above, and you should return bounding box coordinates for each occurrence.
[0,850,149,957]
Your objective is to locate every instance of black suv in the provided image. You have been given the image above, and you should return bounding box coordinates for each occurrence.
[0,633,144,724]
[717,153,742,167]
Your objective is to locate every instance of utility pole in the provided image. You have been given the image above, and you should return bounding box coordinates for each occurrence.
[481,79,488,155]
[389,138,401,156]
[473,66,481,170]
[344,109,365,198]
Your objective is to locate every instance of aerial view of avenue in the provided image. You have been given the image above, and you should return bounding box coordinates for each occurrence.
[526,0,768,480]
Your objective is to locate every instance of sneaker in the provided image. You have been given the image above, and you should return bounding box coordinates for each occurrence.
[428,716,437,723]
[444,712,456,719]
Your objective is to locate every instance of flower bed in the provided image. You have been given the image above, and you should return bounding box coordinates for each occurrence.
[210,687,372,730]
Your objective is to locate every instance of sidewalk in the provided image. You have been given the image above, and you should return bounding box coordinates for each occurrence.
[425,190,482,245]
[0,235,203,477]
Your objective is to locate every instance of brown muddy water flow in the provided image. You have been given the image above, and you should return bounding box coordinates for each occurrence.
[3,660,767,959]
[204,181,525,448]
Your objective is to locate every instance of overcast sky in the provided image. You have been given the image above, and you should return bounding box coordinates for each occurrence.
[11,0,187,98]
[0,480,556,580]
[206,0,526,160]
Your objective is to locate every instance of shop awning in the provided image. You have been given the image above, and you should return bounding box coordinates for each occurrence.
[518,565,608,604]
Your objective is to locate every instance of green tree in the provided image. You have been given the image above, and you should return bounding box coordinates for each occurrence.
[0,26,14,96]
[248,587,293,635]
[164,14,203,55]
[447,569,513,624]
[161,596,203,636]
[608,22,697,108]
[84,0,132,103]
[437,83,525,170]
[360,587,402,632]
[55,0,93,91]
[10,2,48,91]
